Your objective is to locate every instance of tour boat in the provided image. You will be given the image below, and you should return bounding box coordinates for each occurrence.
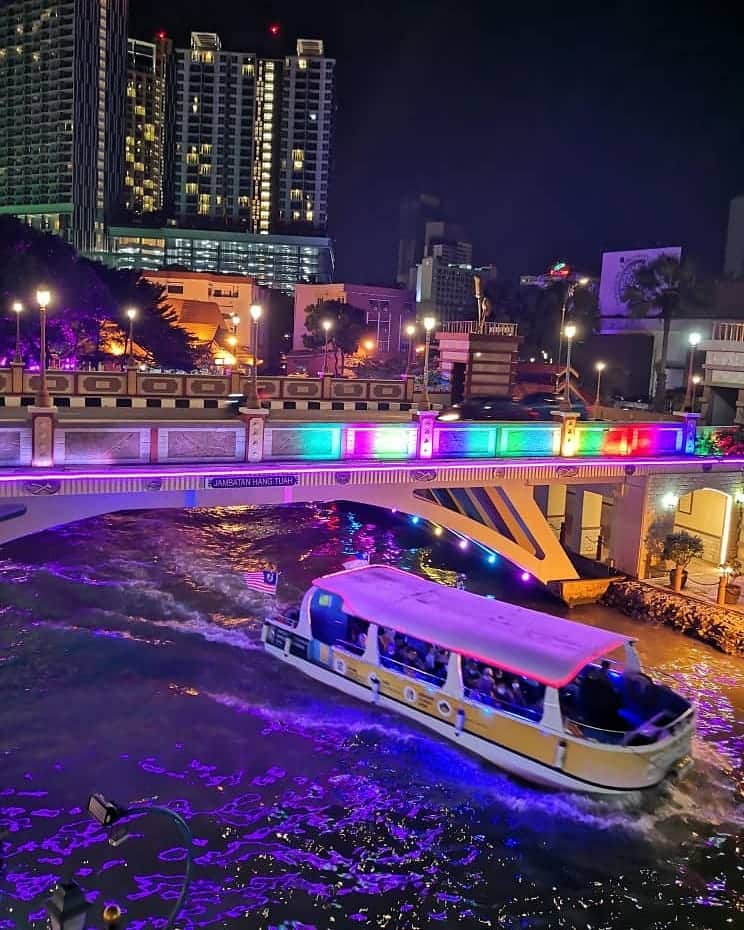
[262,565,695,793]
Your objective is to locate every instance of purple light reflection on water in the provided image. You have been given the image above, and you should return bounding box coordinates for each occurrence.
[0,504,742,928]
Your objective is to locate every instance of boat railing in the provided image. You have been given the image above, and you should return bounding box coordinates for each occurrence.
[273,608,300,629]
[380,655,446,687]
[564,718,627,745]
[335,638,365,657]
[465,687,542,723]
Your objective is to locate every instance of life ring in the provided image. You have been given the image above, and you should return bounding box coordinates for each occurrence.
[403,685,417,704]
[334,657,347,675]
[437,699,452,717]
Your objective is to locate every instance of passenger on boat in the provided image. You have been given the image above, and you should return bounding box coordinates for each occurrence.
[580,664,622,729]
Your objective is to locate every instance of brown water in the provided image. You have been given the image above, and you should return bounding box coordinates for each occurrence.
[0,503,742,929]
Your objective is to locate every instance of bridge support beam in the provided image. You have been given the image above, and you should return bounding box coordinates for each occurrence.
[239,408,269,462]
[29,405,57,468]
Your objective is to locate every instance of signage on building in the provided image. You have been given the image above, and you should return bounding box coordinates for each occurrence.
[599,247,682,320]
[208,475,298,489]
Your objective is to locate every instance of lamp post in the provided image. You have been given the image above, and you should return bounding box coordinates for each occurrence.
[231,313,240,334]
[691,373,702,411]
[422,315,436,411]
[404,323,416,377]
[321,318,332,374]
[594,360,606,406]
[247,303,262,408]
[684,331,701,410]
[12,301,23,363]
[36,286,52,407]
[556,277,589,377]
[563,323,576,407]
[125,307,137,369]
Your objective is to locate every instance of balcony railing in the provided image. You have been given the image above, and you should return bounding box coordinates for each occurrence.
[711,321,744,342]
[438,320,519,336]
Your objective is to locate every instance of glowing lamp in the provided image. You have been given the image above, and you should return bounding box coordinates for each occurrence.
[520,571,531,582]
[423,316,436,332]
[458,538,468,550]
[661,492,679,510]
[487,553,497,565]
[410,515,420,525]
[688,331,701,347]
[564,323,577,340]
[595,361,606,372]
[249,304,262,322]
[691,374,701,385]
[363,339,375,351]
[405,324,416,337]
[322,319,332,332]
[36,287,51,308]
[12,300,23,314]
[434,526,443,536]
[125,307,137,321]
[735,491,744,505]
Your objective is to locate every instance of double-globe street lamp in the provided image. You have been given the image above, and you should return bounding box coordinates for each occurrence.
[12,300,23,363]
[246,302,263,408]
[422,316,436,411]
[684,330,702,410]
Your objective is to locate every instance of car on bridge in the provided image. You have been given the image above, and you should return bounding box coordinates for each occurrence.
[437,393,588,422]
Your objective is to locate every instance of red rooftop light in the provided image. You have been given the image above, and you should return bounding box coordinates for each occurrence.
[268,22,281,36]
[156,31,167,40]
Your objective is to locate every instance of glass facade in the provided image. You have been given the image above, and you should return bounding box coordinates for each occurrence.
[101,226,334,295]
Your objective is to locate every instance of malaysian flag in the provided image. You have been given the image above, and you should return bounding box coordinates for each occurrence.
[243,570,279,595]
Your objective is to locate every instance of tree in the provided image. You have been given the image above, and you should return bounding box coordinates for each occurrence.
[621,255,710,412]
[302,299,367,375]
[0,217,197,370]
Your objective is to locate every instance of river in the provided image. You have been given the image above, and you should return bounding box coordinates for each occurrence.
[0,503,742,929]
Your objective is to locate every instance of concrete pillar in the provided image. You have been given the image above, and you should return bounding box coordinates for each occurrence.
[126,367,138,396]
[29,405,57,467]
[607,475,654,577]
[415,410,438,458]
[551,410,579,457]
[239,408,269,462]
[563,486,603,555]
[735,388,744,426]
[321,374,333,399]
[10,361,24,394]
[230,370,242,394]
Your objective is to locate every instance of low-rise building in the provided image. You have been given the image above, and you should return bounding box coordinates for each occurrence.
[288,283,415,374]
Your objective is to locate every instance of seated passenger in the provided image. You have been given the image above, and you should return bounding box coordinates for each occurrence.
[475,666,496,694]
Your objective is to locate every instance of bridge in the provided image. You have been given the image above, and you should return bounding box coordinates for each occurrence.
[2,407,743,602]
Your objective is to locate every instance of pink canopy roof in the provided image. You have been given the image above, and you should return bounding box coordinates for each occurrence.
[312,565,631,688]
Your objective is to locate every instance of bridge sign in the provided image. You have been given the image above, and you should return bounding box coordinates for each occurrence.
[208,475,298,489]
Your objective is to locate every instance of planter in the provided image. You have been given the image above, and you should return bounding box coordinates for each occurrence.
[669,568,688,590]
[725,583,741,605]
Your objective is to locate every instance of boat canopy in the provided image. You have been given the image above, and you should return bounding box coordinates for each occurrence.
[312,565,632,689]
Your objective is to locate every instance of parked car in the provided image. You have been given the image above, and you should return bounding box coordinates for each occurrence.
[437,397,541,422]
[519,391,589,420]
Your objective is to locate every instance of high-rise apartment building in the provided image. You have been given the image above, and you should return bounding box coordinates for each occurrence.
[397,193,443,285]
[0,0,127,252]
[170,33,333,235]
[277,39,334,233]
[124,34,172,216]
[173,32,259,227]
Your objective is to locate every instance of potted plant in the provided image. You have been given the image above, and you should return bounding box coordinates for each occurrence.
[722,558,743,604]
[662,532,704,591]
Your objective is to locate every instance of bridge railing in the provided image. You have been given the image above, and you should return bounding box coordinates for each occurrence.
[0,410,702,468]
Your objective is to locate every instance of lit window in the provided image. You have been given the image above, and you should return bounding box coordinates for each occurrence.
[298,58,307,70]
[185,183,197,194]
[290,189,302,201]
[242,63,254,76]
[292,210,301,220]
[134,105,145,116]
[306,210,314,222]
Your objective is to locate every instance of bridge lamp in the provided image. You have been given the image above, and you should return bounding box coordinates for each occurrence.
[321,318,333,374]
[421,316,436,411]
[246,304,263,407]
[35,286,52,408]
[594,361,606,406]
[684,331,702,409]
[562,323,577,407]
[125,307,137,370]
[11,300,23,363]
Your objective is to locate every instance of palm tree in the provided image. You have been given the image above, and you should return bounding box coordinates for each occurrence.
[621,255,707,412]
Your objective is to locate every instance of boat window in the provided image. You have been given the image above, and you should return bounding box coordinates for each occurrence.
[462,658,544,722]
[309,589,368,653]
[378,628,449,686]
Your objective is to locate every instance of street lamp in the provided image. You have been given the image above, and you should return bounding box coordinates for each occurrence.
[231,313,240,335]
[125,307,137,369]
[594,360,606,406]
[563,323,577,407]
[404,323,416,376]
[556,278,590,379]
[684,331,702,410]
[11,301,23,363]
[363,338,375,352]
[36,286,52,407]
[422,315,436,411]
[691,373,702,411]
[247,303,263,408]
[321,318,332,374]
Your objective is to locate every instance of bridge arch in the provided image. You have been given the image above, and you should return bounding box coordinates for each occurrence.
[0,477,579,587]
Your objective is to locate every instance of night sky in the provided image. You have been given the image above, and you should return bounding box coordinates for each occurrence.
[129,0,744,285]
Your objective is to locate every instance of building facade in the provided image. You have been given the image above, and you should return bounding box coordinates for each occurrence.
[0,0,127,252]
[289,283,415,373]
[142,269,269,367]
[277,39,334,233]
[100,225,334,295]
[170,33,333,235]
[396,193,443,286]
[125,34,172,215]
